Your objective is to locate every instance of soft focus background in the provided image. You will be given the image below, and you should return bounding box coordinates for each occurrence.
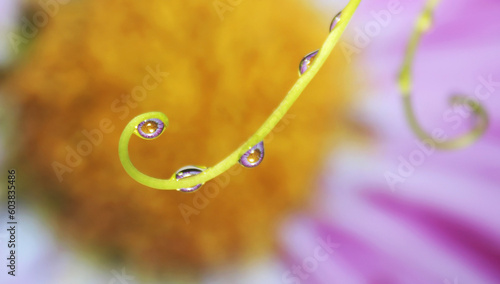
[0,0,499,283]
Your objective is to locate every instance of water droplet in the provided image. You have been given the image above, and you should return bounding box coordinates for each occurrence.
[239,141,264,168]
[135,118,165,139]
[329,11,342,32]
[299,50,319,76]
[174,166,206,192]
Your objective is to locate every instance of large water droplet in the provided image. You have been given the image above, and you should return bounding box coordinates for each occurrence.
[174,166,207,192]
[135,118,165,139]
[299,50,319,76]
[239,141,264,168]
[329,11,342,32]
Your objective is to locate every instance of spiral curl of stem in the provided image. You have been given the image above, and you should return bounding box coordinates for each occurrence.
[398,0,489,150]
[118,0,362,190]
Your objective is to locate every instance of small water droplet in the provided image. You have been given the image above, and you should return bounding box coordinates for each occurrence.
[174,166,206,192]
[239,141,264,168]
[135,118,165,139]
[299,50,319,76]
[329,11,342,32]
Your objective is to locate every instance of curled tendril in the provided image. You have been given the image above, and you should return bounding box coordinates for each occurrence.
[118,0,362,190]
[398,0,489,150]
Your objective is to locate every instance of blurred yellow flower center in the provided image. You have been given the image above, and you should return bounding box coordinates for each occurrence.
[141,121,158,134]
[247,149,262,163]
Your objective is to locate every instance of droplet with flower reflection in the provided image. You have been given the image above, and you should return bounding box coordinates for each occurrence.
[330,11,342,32]
[299,50,319,76]
[174,166,207,192]
[239,141,264,168]
[135,118,165,139]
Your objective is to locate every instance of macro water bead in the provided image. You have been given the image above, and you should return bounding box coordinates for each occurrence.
[174,166,206,192]
[299,50,319,75]
[239,141,265,168]
[330,11,342,32]
[136,118,165,139]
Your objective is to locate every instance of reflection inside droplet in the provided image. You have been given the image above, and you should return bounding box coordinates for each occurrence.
[239,141,265,168]
[174,166,206,192]
[299,50,319,76]
[329,11,342,32]
[141,120,158,134]
[135,118,165,139]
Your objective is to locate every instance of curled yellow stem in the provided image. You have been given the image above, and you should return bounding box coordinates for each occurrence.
[118,0,362,190]
[398,0,489,150]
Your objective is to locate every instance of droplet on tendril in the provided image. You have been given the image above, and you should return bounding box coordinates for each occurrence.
[299,50,319,76]
[239,141,264,168]
[174,166,207,193]
[329,11,342,32]
[135,118,165,139]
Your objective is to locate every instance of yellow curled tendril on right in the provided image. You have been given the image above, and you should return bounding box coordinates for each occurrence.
[398,0,489,150]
